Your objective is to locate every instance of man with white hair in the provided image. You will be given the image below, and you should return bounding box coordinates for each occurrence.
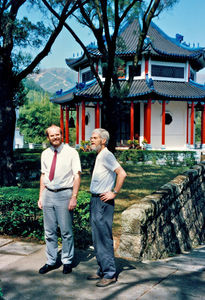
[88,128,127,287]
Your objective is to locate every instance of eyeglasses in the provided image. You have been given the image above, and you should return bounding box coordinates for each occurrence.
[90,136,100,141]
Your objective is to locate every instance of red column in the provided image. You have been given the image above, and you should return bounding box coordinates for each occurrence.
[95,102,100,128]
[65,106,69,144]
[130,101,134,140]
[201,104,205,146]
[145,59,149,76]
[81,100,85,141]
[188,64,190,81]
[190,102,194,146]
[186,104,189,145]
[162,101,165,147]
[76,104,79,145]
[147,99,151,144]
[60,105,64,142]
[144,103,147,141]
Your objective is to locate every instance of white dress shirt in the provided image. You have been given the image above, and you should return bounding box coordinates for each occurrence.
[41,143,81,189]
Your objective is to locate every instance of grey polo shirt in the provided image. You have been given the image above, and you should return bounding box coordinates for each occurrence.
[90,147,120,194]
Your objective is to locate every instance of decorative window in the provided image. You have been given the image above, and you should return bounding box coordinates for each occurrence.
[151,65,184,78]
[129,65,141,78]
[165,112,173,125]
[82,70,94,82]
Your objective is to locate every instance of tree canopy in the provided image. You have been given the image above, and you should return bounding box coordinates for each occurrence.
[0,0,81,185]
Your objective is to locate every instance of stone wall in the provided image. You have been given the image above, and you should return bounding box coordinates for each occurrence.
[117,162,205,260]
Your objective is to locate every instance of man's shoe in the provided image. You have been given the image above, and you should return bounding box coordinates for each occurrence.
[96,277,116,287]
[63,264,72,274]
[39,263,58,274]
[87,274,102,280]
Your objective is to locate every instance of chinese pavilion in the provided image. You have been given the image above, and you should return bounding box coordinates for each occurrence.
[51,19,205,150]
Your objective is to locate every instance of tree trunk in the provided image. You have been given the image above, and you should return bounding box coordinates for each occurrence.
[0,66,17,186]
[102,95,120,153]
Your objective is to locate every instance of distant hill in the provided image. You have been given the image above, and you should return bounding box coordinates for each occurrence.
[29,67,78,94]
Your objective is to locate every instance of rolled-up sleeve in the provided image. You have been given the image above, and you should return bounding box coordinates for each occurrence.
[72,150,82,175]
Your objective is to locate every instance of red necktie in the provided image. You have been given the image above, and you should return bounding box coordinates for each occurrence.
[49,150,57,181]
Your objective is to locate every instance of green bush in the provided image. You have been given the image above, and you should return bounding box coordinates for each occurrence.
[0,187,92,249]
[78,150,96,173]
[0,187,43,239]
[73,191,92,249]
[115,150,196,167]
[14,149,97,183]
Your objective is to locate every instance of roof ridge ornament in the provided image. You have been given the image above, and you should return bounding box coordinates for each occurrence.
[146,74,154,90]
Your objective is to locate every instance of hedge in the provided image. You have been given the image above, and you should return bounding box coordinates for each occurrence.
[14,149,197,184]
[115,149,197,166]
[0,188,92,249]
[14,149,97,184]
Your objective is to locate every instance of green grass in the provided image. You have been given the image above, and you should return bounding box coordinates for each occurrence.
[80,164,189,236]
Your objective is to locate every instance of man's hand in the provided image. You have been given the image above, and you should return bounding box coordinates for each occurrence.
[68,196,77,210]
[38,199,43,209]
[100,191,116,202]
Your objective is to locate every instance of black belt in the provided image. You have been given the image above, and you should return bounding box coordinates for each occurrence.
[46,187,73,193]
[91,193,101,197]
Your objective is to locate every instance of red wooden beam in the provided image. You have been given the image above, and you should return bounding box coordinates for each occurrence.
[130,101,134,140]
[202,104,205,145]
[60,105,64,142]
[65,106,69,144]
[190,102,194,146]
[95,102,100,128]
[81,101,85,141]
[76,104,79,145]
[186,104,189,145]
[162,101,165,146]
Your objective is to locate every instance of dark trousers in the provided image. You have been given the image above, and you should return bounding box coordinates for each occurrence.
[90,195,116,279]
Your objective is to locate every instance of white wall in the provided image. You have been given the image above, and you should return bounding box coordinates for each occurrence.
[78,103,96,144]
[85,106,96,141]
[151,101,187,150]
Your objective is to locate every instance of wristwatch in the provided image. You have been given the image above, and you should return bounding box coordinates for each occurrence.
[113,189,118,194]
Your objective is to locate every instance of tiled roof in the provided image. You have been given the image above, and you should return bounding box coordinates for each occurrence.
[51,79,205,104]
[147,22,203,58]
[66,19,205,69]
[117,19,204,58]
[153,80,205,99]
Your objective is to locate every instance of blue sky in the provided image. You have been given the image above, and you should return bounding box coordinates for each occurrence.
[40,0,205,78]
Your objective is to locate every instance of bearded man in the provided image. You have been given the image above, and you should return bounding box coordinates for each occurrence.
[87,128,127,287]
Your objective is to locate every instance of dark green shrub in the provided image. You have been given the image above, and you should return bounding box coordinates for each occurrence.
[78,151,96,173]
[115,150,196,166]
[0,187,43,239]
[73,191,92,249]
[0,187,92,249]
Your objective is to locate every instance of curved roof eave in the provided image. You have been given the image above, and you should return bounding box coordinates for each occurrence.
[50,78,205,105]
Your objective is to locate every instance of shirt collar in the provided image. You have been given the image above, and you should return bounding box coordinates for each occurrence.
[97,147,107,157]
[50,143,64,153]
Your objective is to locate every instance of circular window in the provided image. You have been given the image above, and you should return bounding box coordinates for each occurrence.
[165,112,172,125]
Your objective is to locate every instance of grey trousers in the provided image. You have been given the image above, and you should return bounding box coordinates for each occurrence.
[42,188,74,265]
[90,195,116,279]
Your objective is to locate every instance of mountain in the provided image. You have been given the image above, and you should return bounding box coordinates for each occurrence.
[29,67,78,94]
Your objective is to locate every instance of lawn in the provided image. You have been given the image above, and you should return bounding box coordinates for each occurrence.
[80,164,189,236]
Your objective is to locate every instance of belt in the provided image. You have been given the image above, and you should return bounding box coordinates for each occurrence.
[45,187,73,193]
[91,193,101,197]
